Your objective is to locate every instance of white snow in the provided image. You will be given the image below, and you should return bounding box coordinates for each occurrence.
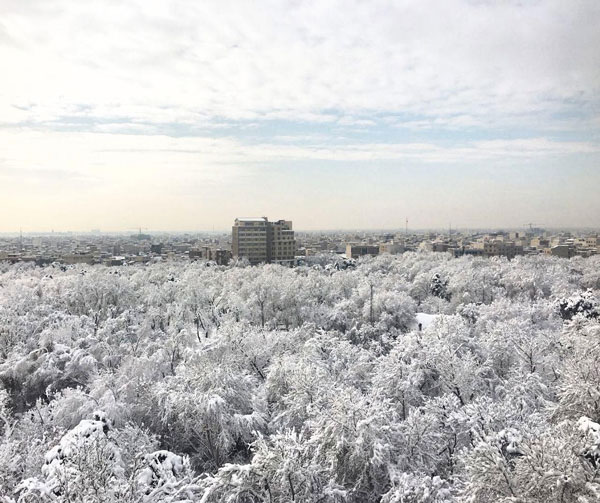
[44,418,107,466]
[138,450,188,489]
[415,313,439,330]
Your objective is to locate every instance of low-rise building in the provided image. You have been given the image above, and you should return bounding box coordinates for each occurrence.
[346,244,379,259]
[432,241,450,253]
[379,242,404,255]
[61,254,96,265]
[479,239,523,259]
[208,248,232,265]
[551,245,575,258]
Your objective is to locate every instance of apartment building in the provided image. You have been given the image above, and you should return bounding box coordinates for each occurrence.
[189,246,232,265]
[232,217,269,265]
[483,240,523,259]
[268,220,296,265]
[232,217,296,265]
[530,237,550,250]
[472,239,524,259]
[379,242,404,255]
[551,245,575,258]
[345,244,380,259]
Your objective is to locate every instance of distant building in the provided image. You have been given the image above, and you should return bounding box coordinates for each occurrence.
[131,233,152,241]
[232,217,296,265]
[189,246,232,265]
[530,237,550,249]
[61,254,96,265]
[551,245,574,259]
[585,235,599,247]
[379,242,404,255]
[475,239,523,259]
[207,248,232,265]
[189,249,203,259]
[173,243,192,254]
[432,241,450,253]
[107,256,125,266]
[346,244,379,259]
[451,247,484,258]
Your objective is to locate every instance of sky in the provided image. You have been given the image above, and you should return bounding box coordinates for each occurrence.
[1,0,599,232]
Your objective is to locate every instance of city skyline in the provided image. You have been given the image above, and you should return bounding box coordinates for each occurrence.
[1,0,599,231]
[2,217,598,266]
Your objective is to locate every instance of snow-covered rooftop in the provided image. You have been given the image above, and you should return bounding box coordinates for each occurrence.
[236,217,268,222]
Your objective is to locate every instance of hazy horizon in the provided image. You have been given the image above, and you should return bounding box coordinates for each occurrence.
[3,224,599,237]
[1,0,599,232]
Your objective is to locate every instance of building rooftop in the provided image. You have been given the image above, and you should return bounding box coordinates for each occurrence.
[236,217,268,222]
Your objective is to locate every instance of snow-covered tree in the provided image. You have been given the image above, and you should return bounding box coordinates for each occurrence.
[0,252,598,501]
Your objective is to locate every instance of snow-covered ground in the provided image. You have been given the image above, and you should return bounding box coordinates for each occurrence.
[415,312,439,330]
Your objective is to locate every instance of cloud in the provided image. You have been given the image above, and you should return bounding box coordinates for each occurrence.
[0,1,599,230]
[0,0,598,131]
[1,129,596,181]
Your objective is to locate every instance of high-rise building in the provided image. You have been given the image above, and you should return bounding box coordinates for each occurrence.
[268,219,296,265]
[232,217,296,265]
[232,217,269,265]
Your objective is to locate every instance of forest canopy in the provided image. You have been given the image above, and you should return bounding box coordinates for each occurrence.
[0,252,599,502]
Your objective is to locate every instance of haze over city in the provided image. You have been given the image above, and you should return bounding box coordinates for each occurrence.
[1,0,599,232]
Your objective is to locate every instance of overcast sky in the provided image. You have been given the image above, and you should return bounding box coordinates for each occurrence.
[1,0,599,231]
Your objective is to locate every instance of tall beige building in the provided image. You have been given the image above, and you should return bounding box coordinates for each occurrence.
[268,219,296,265]
[232,217,296,265]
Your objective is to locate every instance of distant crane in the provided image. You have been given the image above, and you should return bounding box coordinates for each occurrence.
[523,223,543,232]
[129,227,149,236]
